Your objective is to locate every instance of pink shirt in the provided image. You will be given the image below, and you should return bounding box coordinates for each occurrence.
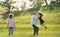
[8,18,15,27]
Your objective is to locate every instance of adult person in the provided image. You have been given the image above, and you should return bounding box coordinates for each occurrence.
[31,11,39,35]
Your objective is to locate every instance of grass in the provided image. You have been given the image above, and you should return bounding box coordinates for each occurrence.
[0,24,60,37]
[0,12,60,37]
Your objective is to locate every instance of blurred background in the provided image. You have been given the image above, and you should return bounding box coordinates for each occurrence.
[0,0,60,37]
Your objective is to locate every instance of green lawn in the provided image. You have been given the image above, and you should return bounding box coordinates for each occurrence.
[0,24,60,37]
[0,12,60,37]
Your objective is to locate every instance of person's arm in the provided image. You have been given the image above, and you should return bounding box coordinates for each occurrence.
[7,19,9,28]
[33,16,38,21]
[14,23,15,28]
[13,19,15,29]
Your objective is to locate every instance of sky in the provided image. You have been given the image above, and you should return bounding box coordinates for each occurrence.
[12,0,33,9]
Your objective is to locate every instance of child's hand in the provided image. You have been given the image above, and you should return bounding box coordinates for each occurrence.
[14,27,16,30]
[37,14,40,18]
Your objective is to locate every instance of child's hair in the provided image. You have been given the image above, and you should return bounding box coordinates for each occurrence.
[10,15,13,19]
[38,11,43,16]
[9,13,14,19]
[39,13,43,16]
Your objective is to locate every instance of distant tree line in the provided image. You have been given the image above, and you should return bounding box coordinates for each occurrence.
[0,0,60,19]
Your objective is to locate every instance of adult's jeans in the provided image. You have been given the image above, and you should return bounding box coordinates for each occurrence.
[32,25,39,35]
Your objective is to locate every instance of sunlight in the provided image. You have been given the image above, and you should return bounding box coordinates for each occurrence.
[11,0,33,10]
[0,0,54,10]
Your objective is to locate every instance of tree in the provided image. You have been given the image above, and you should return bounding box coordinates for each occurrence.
[21,1,26,11]
[0,0,16,19]
[28,0,42,11]
[48,0,60,11]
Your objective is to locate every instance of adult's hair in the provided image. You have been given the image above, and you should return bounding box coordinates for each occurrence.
[32,11,36,15]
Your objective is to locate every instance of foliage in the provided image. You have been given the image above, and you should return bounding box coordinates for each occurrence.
[0,0,16,19]
[0,0,60,19]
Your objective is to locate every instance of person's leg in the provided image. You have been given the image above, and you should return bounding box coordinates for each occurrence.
[32,25,39,35]
[41,23,44,27]
[32,25,36,35]
[36,26,39,35]
[40,19,47,29]
[11,27,14,35]
[8,27,11,36]
[41,23,47,29]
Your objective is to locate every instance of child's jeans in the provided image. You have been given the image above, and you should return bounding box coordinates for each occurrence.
[32,25,39,35]
[8,27,14,36]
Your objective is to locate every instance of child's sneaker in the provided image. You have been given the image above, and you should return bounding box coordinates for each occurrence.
[45,26,47,29]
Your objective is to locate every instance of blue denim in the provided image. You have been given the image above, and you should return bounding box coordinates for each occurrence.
[32,25,39,35]
[8,27,14,36]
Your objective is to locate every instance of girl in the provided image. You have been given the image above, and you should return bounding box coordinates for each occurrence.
[38,12,47,29]
[7,14,15,36]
